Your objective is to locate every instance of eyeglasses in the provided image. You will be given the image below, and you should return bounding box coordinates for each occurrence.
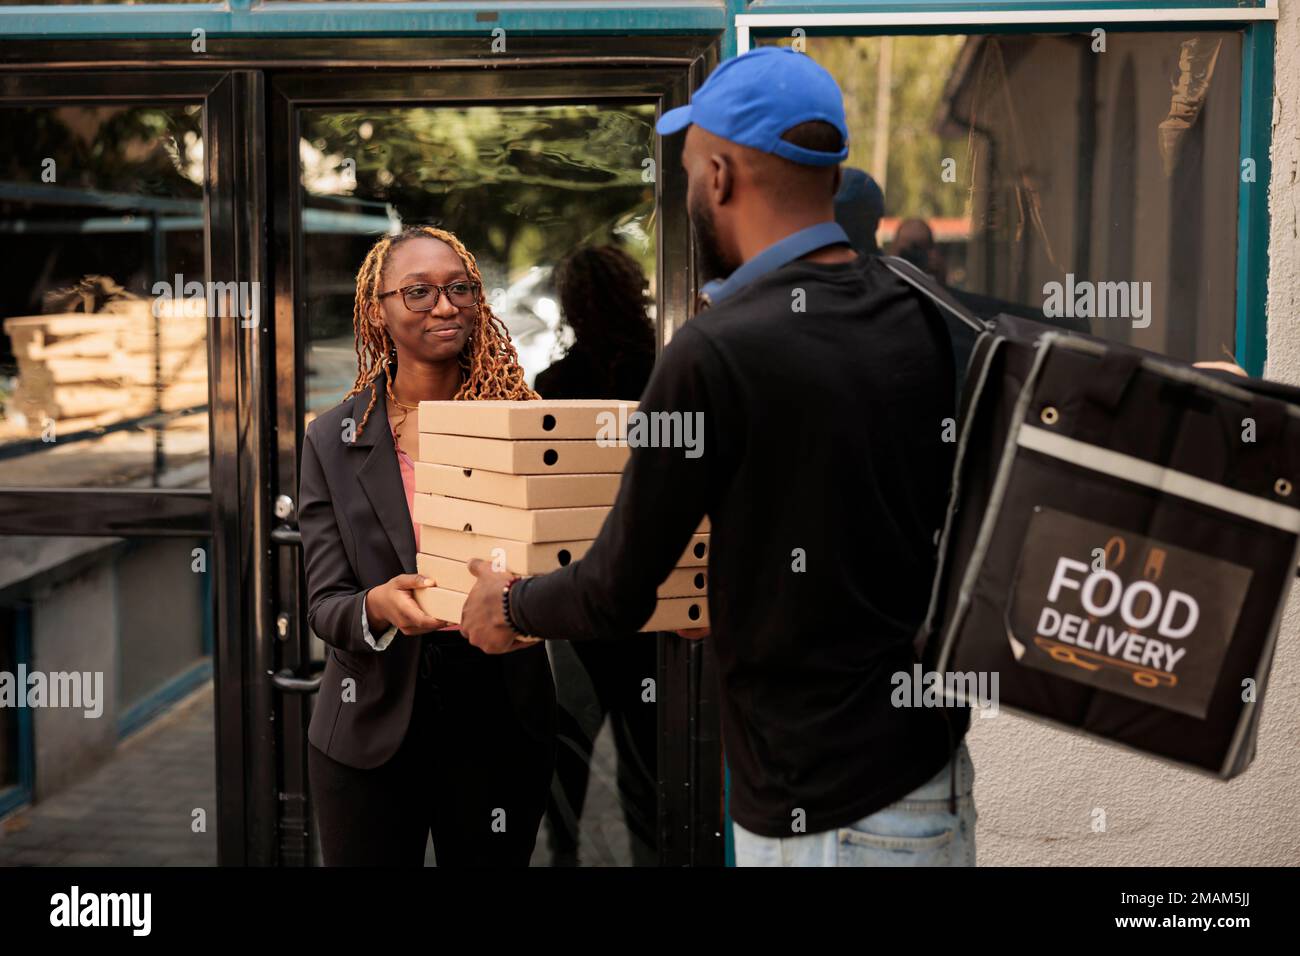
[377,280,481,312]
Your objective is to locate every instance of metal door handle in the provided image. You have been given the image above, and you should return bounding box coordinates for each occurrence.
[272,524,301,546]
[270,660,325,694]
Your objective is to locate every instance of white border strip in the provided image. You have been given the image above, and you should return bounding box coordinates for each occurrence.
[736,5,1279,51]
[1018,423,1300,533]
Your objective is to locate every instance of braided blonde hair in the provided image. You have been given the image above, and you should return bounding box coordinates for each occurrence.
[344,225,536,437]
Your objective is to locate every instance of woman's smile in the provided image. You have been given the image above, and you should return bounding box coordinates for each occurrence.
[426,322,463,340]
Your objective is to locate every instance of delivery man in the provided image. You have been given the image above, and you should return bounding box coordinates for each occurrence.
[460,46,975,867]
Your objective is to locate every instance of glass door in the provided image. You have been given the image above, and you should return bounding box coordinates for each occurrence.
[267,61,722,865]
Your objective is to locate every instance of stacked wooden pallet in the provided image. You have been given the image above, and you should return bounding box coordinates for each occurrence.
[411,399,709,632]
[2,299,207,436]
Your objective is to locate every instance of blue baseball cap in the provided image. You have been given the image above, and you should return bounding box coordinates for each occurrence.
[656,47,849,166]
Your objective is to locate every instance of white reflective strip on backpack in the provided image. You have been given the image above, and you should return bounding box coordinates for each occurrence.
[1017,424,1300,533]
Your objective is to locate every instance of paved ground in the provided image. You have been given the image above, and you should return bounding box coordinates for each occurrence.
[0,683,218,867]
[1,679,639,867]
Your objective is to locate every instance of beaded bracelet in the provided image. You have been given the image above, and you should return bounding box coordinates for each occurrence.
[502,578,542,644]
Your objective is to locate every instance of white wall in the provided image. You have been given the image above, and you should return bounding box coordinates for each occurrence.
[970,4,1300,866]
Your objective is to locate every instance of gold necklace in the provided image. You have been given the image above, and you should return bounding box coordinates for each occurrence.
[389,389,419,411]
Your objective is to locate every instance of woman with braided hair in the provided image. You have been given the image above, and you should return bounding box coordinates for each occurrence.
[534,244,656,400]
[297,226,556,866]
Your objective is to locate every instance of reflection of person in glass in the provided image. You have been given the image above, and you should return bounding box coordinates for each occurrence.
[297,225,556,866]
[888,218,948,285]
[534,246,658,865]
[535,246,656,400]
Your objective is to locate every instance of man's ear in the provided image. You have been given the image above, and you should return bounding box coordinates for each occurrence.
[710,152,734,206]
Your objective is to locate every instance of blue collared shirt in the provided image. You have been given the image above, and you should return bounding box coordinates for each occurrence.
[698,221,852,308]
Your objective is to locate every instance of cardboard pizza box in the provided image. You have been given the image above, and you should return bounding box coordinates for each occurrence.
[413,584,708,633]
[414,493,611,543]
[415,462,622,509]
[417,554,480,593]
[641,597,709,631]
[414,492,708,543]
[419,526,596,575]
[677,533,709,566]
[420,526,710,575]
[657,566,709,598]
[418,553,708,600]
[419,433,630,475]
[412,586,471,627]
[418,399,637,440]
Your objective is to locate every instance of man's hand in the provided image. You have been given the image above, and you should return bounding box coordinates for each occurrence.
[365,573,449,635]
[461,559,538,654]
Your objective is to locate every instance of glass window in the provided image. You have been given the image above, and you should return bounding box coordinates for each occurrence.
[0,534,215,866]
[298,102,656,421]
[0,105,209,490]
[760,32,1242,363]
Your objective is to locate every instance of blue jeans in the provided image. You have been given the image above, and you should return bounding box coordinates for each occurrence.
[732,743,976,866]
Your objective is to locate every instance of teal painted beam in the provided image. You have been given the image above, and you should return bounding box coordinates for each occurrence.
[724,0,746,57]
[1236,20,1274,376]
[118,659,214,741]
[745,0,1267,11]
[0,2,727,40]
[0,605,36,820]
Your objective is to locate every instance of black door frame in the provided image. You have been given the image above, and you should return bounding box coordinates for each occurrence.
[0,34,726,867]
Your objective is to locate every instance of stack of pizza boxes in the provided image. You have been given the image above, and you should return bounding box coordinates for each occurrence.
[411,399,710,632]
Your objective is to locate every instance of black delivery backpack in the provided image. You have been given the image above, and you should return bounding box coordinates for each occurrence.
[883,256,1300,779]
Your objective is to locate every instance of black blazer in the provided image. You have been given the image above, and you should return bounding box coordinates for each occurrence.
[298,372,556,769]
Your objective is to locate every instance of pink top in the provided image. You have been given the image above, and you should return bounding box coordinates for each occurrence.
[391,424,420,553]
[394,425,459,631]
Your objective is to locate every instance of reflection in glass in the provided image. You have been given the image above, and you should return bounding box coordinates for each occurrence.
[769,32,1242,363]
[535,246,659,866]
[0,106,209,489]
[0,534,215,866]
[298,102,658,865]
[298,103,656,422]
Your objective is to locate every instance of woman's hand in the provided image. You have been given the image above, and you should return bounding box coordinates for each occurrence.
[365,574,449,635]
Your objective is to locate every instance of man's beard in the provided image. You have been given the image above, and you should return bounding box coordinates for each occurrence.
[689,192,735,284]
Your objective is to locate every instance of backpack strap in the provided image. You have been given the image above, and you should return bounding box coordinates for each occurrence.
[879,255,986,335]
[880,255,989,418]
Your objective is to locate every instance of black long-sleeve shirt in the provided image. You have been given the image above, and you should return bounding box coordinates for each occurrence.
[512,252,969,838]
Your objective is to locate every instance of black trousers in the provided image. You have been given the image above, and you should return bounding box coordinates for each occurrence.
[309,636,555,866]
